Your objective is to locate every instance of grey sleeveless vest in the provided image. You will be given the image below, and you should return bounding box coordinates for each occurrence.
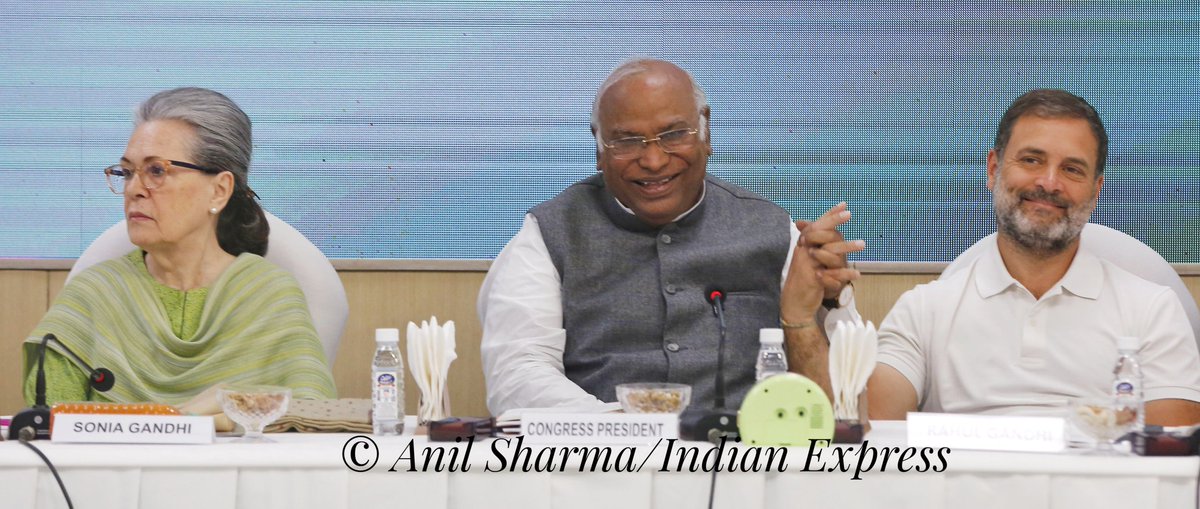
[530,173,792,409]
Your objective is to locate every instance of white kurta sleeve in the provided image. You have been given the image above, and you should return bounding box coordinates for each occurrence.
[478,214,605,415]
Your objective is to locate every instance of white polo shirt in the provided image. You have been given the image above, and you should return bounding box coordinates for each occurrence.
[877,242,1200,416]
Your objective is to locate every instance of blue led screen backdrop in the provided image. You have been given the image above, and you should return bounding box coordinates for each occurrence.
[1,1,1196,261]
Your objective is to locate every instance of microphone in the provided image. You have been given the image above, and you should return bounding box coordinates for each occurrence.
[679,287,740,443]
[704,288,728,409]
[700,288,720,316]
[9,334,116,441]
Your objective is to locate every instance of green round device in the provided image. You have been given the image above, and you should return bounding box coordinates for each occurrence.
[738,373,834,446]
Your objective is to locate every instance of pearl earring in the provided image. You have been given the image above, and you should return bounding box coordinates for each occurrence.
[210,208,218,215]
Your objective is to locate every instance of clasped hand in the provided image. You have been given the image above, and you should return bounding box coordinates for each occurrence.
[781,201,865,323]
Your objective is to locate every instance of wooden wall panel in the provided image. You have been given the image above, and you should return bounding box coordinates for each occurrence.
[47,271,68,303]
[0,271,51,416]
[853,274,939,326]
[5,270,1197,419]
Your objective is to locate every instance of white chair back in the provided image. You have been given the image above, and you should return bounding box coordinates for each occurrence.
[942,223,1200,351]
[68,212,348,364]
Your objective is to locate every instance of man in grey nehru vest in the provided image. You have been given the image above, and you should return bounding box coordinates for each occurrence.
[479,59,863,415]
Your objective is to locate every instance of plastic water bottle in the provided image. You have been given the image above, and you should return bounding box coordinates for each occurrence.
[755,328,788,381]
[372,328,404,435]
[1112,335,1144,433]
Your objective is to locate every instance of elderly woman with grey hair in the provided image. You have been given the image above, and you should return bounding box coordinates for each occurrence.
[22,87,336,413]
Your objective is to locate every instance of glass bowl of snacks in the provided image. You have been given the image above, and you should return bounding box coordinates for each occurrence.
[1069,396,1138,455]
[217,385,291,442]
[616,383,691,414]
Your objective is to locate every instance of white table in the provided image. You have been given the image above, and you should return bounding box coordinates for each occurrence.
[0,422,1194,509]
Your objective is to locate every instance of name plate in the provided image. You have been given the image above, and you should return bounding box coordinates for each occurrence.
[907,412,1064,453]
[520,413,678,445]
[52,414,214,444]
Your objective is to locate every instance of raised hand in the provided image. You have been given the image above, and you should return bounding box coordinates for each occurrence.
[795,202,865,299]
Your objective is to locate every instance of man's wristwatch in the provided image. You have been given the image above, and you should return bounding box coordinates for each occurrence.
[822,284,854,310]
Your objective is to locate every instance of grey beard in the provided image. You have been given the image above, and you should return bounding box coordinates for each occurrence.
[994,186,1093,257]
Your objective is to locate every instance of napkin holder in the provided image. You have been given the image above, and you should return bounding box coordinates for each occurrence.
[419,388,452,425]
[407,317,457,425]
[833,389,871,443]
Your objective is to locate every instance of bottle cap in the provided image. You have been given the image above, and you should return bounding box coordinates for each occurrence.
[759,328,784,345]
[1117,335,1138,352]
[375,328,400,343]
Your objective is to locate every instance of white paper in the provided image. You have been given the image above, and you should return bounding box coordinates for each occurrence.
[520,412,677,445]
[908,412,1066,453]
[828,319,877,420]
[407,316,457,423]
[52,414,214,444]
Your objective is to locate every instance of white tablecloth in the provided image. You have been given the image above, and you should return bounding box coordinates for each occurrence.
[1,422,1194,509]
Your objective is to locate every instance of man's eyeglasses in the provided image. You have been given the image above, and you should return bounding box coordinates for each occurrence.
[103,158,222,194]
[602,128,700,160]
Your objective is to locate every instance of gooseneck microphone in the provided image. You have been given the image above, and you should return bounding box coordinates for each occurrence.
[679,287,741,443]
[8,333,116,440]
[36,333,116,396]
[706,288,728,409]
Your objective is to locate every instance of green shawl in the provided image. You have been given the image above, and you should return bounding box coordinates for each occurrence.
[23,251,337,404]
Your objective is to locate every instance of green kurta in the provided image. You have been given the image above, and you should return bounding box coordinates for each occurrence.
[23,250,336,406]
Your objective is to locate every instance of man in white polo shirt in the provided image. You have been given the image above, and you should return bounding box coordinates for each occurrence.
[869,89,1200,425]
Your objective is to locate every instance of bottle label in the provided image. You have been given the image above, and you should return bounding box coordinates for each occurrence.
[1114,381,1134,395]
[373,372,399,420]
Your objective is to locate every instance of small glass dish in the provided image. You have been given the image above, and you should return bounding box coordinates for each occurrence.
[616,383,691,414]
[1069,397,1138,455]
[217,385,291,443]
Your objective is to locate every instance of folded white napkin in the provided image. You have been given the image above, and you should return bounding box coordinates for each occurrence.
[829,319,878,421]
[407,316,457,423]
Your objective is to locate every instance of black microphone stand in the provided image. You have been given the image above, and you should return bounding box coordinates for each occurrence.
[711,290,728,410]
[9,334,116,440]
[679,289,740,443]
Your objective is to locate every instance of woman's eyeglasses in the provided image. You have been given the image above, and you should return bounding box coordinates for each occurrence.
[103,158,222,194]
